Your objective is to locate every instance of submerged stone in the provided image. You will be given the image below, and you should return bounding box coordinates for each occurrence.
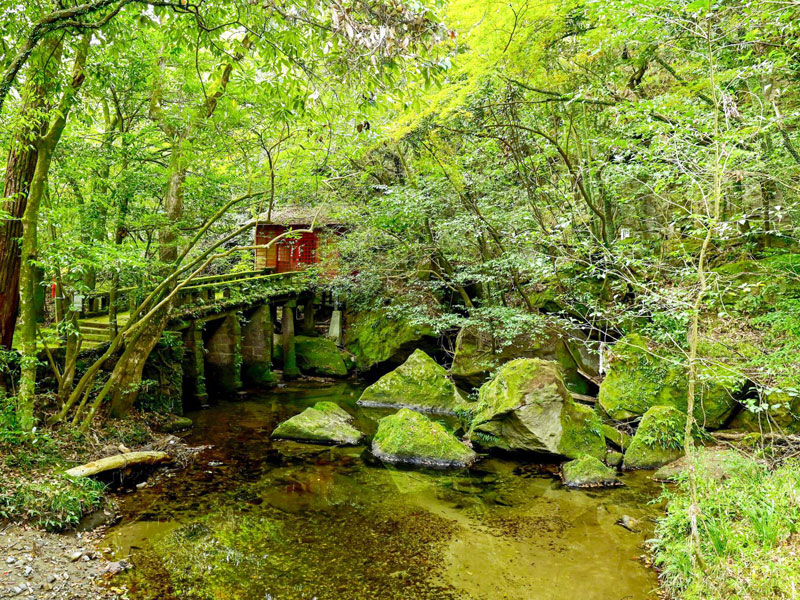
[469,359,606,460]
[623,406,686,470]
[561,455,621,488]
[358,349,467,414]
[598,334,742,429]
[294,336,349,377]
[372,408,477,468]
[271,401,363,445]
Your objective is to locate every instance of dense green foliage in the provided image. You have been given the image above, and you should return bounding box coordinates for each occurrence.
[1,1,800,598]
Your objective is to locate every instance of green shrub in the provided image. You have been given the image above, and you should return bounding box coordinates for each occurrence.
[0,475,106,531]
[652,454,800,599]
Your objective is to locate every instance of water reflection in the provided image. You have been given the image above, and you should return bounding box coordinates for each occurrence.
[105,383,662,600]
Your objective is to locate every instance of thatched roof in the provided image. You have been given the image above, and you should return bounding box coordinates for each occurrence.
[257,204,349,227]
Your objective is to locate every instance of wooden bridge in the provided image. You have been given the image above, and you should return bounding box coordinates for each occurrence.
[64,268,340,413]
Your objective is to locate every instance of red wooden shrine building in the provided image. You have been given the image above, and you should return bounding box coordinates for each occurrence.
[254,205,345,274]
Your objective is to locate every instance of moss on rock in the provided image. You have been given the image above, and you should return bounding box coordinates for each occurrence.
[729,388,800,434]
[271,401,362,445]
[469,359,606,460]
[372,408,477,468]
[561,455,621,488]
[623,406,687,470]
[598,334,742,429]
[450,326,597,393]
[294,336,348,377]
[358,349,467,414]
[606,450,624,467]
[342,311,435,371]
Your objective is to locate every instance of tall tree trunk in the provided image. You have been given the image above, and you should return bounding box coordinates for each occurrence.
[0,37,62,350]
[17,35,90,430]
[159,148,186,264]
[106,303,172,419]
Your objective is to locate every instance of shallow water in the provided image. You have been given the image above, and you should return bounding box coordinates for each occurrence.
[105,382,663,600]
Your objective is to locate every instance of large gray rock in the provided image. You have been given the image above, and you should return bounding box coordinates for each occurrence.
[598,334,742,429]
[271,402,362,445]
[358,349,467,414]
[469,359,606,460]
[343,310,437,371]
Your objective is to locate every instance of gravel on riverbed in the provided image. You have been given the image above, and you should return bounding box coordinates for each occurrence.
[1,525,126,600]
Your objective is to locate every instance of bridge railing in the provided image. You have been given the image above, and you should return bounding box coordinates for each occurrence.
[76,268,311,318]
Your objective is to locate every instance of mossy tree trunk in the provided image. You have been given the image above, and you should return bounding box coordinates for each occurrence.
[17,35,90,430]
[0,36,62,352]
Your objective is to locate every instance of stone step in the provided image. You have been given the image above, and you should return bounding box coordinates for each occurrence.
[81,332,110,342]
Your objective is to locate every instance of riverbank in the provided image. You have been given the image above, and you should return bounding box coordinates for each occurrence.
[0,410,202,599]
[1,524,126,600]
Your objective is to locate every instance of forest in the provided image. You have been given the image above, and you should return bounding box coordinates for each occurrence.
[1,1,799,599]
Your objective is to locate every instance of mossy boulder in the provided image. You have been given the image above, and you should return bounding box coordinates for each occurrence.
[271,401,362,445]
[357,349,467,414]
[294,336,348,377]
[157,416,193,434]
[469,359,606,460]
[729,389,800,434]
[623,406,686,470]
[561,455,622,488]
[342,310,436,372]
[450,326,597,393]
[371,408,477,468]
[598,334,742,429]
[606,451,624,467]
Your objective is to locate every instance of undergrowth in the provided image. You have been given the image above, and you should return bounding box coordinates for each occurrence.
[652,451,800,600]
[0,393,159,531]
[0,475,106,531]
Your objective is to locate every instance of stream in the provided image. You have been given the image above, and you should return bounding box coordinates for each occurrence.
[103,382,663,600]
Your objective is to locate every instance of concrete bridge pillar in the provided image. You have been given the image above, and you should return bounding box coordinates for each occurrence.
[301,295,316,336]
[205,313,242,394]
[327,309,343,345]
[281,301,300,380]
[241,304,275,386]
[182,323,208,409]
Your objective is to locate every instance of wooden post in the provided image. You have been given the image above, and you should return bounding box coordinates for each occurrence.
[281,301,300,379]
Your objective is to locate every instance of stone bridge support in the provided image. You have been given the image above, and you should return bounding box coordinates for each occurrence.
[241,304,275,386]
[182,323,208,410]
[281,301,300,380]
[204,313,242,394]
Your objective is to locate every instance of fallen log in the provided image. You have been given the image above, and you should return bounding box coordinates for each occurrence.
[65,451,172,478]
[571,392,598,404]
[712,431,800,444]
